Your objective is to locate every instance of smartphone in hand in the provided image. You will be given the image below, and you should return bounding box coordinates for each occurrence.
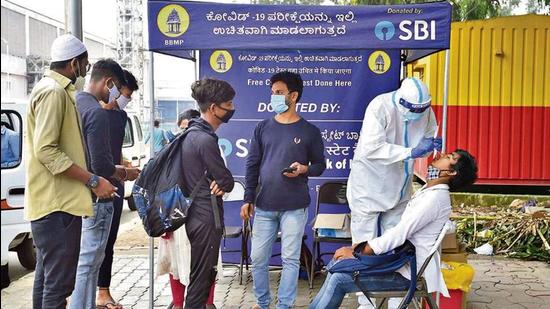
[281,167,297,175]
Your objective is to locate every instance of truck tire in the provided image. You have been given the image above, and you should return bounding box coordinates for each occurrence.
[1,264,10,289]
[16,236,36,270]
[127,196,137,211]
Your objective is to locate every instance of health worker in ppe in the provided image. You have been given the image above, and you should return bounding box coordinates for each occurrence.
[347,77,441,309]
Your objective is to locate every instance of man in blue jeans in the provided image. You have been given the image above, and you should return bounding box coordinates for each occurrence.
[96,69,141,309]
[71,59,139,309]
[241,71,326,309]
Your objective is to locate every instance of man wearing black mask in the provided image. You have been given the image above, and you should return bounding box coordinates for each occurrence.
[178,78,235,308]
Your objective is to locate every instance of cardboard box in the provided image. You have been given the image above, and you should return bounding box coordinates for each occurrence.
[313,214,351,238]
[441,252,468,264]
[442,232,460,253]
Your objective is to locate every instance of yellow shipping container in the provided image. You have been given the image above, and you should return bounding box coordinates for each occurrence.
[408,14,550,187]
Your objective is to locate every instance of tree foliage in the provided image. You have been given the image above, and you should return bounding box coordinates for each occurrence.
[252,0,326,4]
[265,0,550,21]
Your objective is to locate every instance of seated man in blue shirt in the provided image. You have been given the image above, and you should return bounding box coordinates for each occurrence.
[1,123,20,168]
[309,150,478,309]
[241,71,326,309]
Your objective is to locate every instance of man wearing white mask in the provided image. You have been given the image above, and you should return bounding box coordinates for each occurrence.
[100,69,137,111]
[96,69,141,309]
[26,35,117,308]
[71,59,139,309]
[347,77,441,309]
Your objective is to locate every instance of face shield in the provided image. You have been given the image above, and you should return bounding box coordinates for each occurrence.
[398,97,431,114]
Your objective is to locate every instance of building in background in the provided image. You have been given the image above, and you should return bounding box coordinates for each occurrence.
[2,0,201,138]
[117,0,145,111]
[156,97,196,132]
[1,0,116,101]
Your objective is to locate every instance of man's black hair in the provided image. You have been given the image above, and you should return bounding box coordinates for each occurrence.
[270,71,304,102]
[154,120,160,127]
[191,78,236,112]
[49,51,88,71]
[90,58,125,85]
[122,69,139,91]
[449,149,478,191]
[178,109,201,126]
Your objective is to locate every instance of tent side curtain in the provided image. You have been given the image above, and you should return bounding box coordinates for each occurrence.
[150,49,195,60]
[404,49,441,64]
[148,0,452,56]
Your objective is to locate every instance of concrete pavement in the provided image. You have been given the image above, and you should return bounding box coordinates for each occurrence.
[2,251,549,308]
[3,216,549,308]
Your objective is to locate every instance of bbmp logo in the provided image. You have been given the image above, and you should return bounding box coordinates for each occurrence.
[368,51,391,74]
[375,21,395,41]
[157,4,190,38]
[209,50,233,73]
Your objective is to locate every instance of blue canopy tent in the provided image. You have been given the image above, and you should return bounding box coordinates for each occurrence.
[145,1,452,306]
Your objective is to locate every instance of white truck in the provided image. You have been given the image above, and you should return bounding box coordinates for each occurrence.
[1,101,35,289]
[121,109,148,210]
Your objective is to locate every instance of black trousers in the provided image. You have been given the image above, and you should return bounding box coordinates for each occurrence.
[31,211,82,309]
[98,183,124,288]
[184,218,222,309]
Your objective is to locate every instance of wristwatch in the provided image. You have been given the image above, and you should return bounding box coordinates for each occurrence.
[86,174,100,189]
[353,241,369,256]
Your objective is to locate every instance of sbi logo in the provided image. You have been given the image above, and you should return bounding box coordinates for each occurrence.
[219,138,249,158]
[375,20,437,41]
[375,21,395,40]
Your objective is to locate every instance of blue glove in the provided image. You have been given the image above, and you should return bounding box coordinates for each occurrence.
[411,137,436,159]
[433,137,443,152]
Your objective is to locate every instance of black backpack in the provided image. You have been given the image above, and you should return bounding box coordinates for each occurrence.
[132,128,205,237]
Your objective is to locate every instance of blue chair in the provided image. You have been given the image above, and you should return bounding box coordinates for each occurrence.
[332,224,450,309]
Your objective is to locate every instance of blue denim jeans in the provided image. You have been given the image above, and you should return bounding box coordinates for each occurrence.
[31,212,82,309]
[70,201,114,309]
[309,260,410,309]
[251,207,308,309]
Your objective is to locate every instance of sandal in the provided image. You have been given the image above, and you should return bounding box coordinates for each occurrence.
[96,302,123,309]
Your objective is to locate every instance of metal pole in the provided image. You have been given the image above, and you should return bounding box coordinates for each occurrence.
[194,50,200,81]
[1,38,10,98]
[194,50,200,110]
[68,0,83,40]
[147,51,156,309]
[6,42,9,98]
[441,49,450,154]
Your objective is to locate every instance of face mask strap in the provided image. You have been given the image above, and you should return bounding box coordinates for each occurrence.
[427,166,455,180]
[72,59,81,81]
[212,104,225,121]
[216,105,232,112]
[439,168,455,177]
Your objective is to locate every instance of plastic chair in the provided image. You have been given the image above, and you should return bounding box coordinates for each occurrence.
[357,223,451,309]
[310,181,351,288]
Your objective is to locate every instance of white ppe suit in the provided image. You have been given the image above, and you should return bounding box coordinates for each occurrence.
[347,90,437,245]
